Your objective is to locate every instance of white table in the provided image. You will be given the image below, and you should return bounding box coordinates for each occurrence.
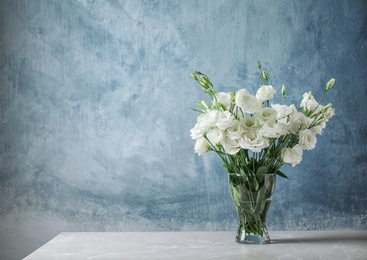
[23,231,367,259]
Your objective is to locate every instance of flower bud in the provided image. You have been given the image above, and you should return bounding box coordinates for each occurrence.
[229,92,235,101]
[257,61,262,69]
[281,85,286,97]
[321,103,332,113]
[307,91,312,100]
[262,70,268,81]
[212,101,224,109]
[314,114,326,126]
[190,72,197,80]
[326,78,335,91]
[201,75,212,86]
[198,77,209,88]
[198,101,209,109]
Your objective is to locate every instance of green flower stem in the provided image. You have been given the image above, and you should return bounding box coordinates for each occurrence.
[230,174,275,240]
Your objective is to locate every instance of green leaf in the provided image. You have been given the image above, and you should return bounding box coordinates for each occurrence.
[276,170,289,179]
[189,107,203,113]
[256,166,268,174]
[229,183,241,208]
[254,187,266,213]
[252,177,259,191]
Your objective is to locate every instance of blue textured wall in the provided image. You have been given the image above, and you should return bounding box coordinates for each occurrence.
[1,0,366,259]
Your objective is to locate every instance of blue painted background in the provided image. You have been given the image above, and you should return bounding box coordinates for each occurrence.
[0,0,366,259]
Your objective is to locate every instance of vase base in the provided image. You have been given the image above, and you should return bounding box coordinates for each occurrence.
[235,236,270,245]
[235,230,270,245]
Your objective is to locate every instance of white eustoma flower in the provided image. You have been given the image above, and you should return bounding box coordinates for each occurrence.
[301,92,322,115]
[271,104,293,119]
[196,110,218,127]
[309,121,325,135]
[216,111,235,130]
[282,144,303,167]
[206,128,225,145]
[241,116,262,131]
[235,89,250,105]
[190,123,208,140]
[246,96,262,114]
[215,92,232,109]
[324,106,335,121]
[227,120,245,140]
[235,89,262,114]
[194,137,210,155]
[261,119,288,138]
[287,111,312,134]
[255,107,278,123]
[238,130,270,153]
[256,85,276,102]
[190,110,219,139]
[298,129,317,150]
[221,137,241,155]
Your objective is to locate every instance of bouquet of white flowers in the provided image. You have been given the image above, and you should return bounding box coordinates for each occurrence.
[190,62,335,179]
[190,62,335,244]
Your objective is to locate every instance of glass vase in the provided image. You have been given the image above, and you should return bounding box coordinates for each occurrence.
[229,173,276,244]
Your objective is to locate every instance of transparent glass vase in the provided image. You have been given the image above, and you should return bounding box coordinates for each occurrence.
[229,173,276,244]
